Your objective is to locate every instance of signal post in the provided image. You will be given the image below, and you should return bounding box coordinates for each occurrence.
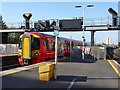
[53,30,59,79]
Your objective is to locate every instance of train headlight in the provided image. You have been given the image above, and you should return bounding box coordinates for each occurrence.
[34,53,39,56]
[19,52,22,56]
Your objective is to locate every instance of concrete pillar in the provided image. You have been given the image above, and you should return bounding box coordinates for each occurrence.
[91,31,95,46]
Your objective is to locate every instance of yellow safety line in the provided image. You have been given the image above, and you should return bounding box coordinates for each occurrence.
[1,57,69,77]
[107,60,120,77]
[1,64,43,77]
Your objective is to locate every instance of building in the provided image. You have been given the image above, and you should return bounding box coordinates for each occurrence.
[106,37,111,46]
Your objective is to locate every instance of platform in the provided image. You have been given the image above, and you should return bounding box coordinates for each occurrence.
[1,58,120,90]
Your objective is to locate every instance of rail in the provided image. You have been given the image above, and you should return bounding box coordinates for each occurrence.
[0,44,18,55]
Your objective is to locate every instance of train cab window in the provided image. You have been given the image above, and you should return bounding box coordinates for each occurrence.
[51,42,55,51]
[33,38,40,50]
[19,38,22,49]
[46,40,50,51]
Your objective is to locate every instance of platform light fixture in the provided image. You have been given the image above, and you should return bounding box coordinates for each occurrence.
[75,4,93,60]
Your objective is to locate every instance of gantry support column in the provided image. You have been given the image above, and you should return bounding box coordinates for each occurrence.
[91,31,95,46]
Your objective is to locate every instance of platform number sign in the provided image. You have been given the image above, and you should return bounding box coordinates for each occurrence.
[54,30,59,36]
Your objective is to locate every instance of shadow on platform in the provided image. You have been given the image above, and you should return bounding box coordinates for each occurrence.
[59,56,97,63]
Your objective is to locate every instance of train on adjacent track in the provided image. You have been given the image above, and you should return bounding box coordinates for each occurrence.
[18,32,89,66]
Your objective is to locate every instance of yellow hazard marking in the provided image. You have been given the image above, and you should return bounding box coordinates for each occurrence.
[1,57,69,77]
[1,63,47,77]
[107,60,120,77]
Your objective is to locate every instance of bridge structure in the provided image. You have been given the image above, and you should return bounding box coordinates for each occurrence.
[0,16,119,46]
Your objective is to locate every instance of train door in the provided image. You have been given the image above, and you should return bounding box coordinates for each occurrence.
[63,40,66,56]
[66,41,70,55]
[59,40,64,57]
[50,38,55,58]
[45,39,50,60]
[64,41,66,56]
[41,39,47,61]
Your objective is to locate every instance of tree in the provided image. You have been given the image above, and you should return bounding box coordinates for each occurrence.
[118,42,120,47]
[7,33,22,44]
[0,15,7,29]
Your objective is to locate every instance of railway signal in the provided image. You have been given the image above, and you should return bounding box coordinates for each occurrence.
[23,13,32,30]
[108,8,118,26]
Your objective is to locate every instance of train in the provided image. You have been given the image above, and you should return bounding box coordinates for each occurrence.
[18,32,89,66]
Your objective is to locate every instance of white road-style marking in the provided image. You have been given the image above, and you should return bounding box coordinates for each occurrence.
[67,78,76,90]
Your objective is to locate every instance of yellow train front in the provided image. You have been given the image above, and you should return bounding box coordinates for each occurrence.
[18,32,46,66]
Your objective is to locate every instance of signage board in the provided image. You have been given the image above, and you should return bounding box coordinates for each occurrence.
[59,19,82,30]
[53,30,59,36]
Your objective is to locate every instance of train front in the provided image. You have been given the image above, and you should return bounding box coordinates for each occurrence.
[18,33,40,66]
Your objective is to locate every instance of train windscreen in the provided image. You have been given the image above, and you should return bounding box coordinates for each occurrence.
[33,38,40,50]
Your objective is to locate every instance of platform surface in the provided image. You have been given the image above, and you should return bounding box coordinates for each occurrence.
[1,58,120,90]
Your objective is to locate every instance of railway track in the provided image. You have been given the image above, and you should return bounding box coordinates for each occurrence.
[1,53,119,71]
[1,55,19,71]
[1,55,69,71]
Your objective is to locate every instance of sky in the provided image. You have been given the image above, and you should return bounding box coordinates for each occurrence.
[1,1,120,45]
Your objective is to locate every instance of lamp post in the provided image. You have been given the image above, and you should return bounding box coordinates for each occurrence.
[75,5,93,60]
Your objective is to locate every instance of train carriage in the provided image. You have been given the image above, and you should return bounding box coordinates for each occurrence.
[18,32,89,66]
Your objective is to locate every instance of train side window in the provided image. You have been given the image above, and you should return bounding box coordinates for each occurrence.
[64,43,67,50]
[68,43,70,50]
[46,40,50,51]
[51,42,55,51]
[67,43,69,50]
[44,40,46,47]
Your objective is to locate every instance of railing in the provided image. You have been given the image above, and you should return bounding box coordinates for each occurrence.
[84,16,112,26]
[0,44,18,55]
[2,16,114,30]
[71,46,106,60]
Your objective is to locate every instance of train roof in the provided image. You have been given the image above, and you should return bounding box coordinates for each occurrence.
[40,33,55,38]
[40,33,83,43]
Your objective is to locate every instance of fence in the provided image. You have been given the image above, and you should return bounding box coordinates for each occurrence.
[0,44,119,60]
[70,46,107,60]
[3,16,113,29]
[0,44,18,55]
[84,16,112,26]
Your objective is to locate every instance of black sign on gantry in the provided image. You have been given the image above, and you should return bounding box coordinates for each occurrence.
[59,19,82,31]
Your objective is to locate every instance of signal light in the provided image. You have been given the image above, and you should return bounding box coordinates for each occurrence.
[113,17,117,26]
[108,8,118,26]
